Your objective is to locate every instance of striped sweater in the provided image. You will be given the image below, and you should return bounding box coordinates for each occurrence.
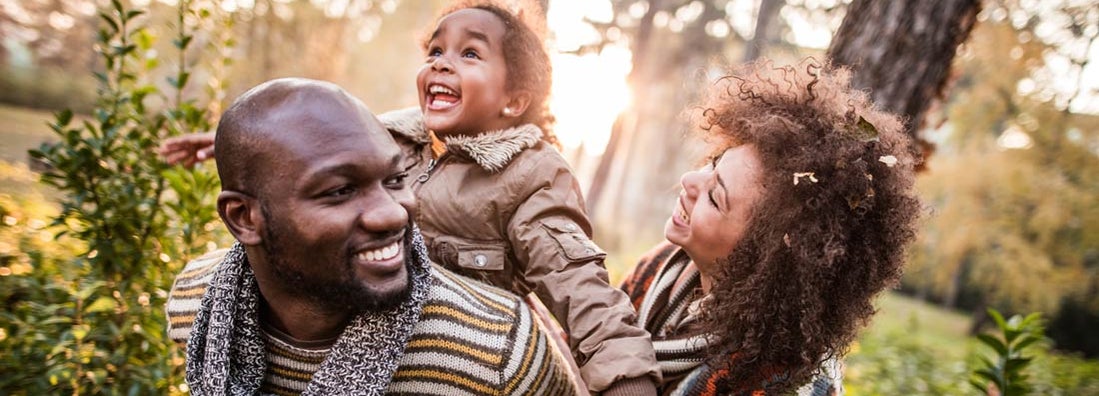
[167,250,580,395]
[621,242,843,396]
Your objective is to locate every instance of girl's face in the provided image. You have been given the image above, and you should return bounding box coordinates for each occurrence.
[665,145,765,275]
[417,9,518,136]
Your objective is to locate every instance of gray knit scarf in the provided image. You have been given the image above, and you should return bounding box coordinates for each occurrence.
[185,226,433,396]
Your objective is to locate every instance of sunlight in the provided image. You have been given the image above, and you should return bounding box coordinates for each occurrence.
[546,1,632,156]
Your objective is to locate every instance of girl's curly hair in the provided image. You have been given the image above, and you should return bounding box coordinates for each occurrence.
[425,0,557,147]
[691,58,921,394]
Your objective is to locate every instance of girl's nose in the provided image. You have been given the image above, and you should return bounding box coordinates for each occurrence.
[431,56,453,72]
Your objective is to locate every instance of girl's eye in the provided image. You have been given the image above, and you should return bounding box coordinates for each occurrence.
[462,49,480,59]
[384,172,410,189]
[427,47,442,57]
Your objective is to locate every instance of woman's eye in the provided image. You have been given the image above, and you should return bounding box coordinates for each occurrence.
[707,189,719,208]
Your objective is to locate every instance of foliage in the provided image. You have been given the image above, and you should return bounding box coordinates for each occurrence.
[845,293,1099,395]
[969,309,1045,395]
[0,0,231,393]
[902,4,1099,354]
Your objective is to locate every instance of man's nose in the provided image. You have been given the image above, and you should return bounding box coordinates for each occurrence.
[358,192,410,233]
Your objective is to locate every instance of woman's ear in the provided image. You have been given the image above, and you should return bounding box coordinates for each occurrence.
[217,191,264,245]
[502,91,532,119]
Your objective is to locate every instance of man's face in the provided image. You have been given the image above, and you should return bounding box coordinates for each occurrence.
[254,100,416,313]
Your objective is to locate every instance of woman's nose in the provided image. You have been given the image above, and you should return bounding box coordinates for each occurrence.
[680,169,705,198]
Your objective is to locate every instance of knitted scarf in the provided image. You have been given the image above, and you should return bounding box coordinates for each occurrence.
[185,227,434,396]
[623,242,841,396]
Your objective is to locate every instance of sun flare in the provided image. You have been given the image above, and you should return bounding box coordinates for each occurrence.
[547,1,632,157]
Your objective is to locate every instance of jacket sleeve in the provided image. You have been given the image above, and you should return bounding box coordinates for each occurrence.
[506,153,661,392]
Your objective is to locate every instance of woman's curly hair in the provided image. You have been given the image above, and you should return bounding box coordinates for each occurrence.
[691,58,921,394]
[425,0,558,147]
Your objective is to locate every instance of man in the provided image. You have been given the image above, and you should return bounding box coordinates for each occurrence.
[166,78,578,395]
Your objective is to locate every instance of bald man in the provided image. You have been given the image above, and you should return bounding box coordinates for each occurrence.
[166,78,578,395]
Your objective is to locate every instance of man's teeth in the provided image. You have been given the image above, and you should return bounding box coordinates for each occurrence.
[428,84,457,96]
[358,242,400,261]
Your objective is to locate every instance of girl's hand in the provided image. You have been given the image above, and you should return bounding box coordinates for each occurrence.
[158,132,215,168]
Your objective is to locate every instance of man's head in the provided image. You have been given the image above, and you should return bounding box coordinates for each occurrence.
[214,78,417,313]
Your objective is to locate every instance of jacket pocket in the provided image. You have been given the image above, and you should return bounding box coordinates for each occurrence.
[431,235,507,271]
[541,218,606,262]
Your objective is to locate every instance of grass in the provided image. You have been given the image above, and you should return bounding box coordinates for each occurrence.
[0,104,62,200]
[0,105,58,164]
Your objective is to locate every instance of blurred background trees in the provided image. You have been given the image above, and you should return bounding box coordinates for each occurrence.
[1,0,1098,393]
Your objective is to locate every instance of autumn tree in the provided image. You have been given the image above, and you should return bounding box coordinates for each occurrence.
[903,0,1099,355]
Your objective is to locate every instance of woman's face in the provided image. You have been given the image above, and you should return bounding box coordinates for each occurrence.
[665,144,765,274]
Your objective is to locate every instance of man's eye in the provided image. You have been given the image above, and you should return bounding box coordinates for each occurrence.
[384,172,410,189]
[327,185,355,198]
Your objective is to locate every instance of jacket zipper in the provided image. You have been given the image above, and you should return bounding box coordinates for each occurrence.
[416,153,446,184]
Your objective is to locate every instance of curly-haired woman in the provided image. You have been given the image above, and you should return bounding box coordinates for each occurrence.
[620,58,922,395]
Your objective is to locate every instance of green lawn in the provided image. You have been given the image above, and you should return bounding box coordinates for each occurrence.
[0,104,58,163]
[0,104,61,199]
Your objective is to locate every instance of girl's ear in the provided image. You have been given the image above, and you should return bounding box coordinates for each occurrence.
[217,191,264,245]
[502,91,532,119]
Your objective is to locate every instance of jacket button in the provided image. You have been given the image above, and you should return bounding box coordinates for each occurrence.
[474,254,487,267]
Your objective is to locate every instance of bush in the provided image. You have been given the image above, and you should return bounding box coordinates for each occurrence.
[1,0,231,393]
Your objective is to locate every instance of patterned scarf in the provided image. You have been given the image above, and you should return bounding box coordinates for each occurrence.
[622,242,842,396]
[185,227,434,396]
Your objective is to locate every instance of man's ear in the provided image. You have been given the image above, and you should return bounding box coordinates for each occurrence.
[502,91,532,119]
[217,191,264,245]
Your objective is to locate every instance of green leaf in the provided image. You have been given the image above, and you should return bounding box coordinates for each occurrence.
[99,12,120,34]
[1004,357,1033,374]
[969,378,989,394]
[85,297,117,314]
[977,333,1008,356]
[974,368,1002,387]
[848,116,880,142]
[173,35,194,50]
[989,308,1007,330]
[1012,335,1042,352]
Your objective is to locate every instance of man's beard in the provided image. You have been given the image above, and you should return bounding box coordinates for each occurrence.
[260,205,413,313]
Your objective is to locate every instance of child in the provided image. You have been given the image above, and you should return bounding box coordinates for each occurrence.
[158,2,660,394]
[386,3,659,395]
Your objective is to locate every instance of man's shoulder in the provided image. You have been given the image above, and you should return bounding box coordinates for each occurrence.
[391,265,579,394]
[165,249,228,343]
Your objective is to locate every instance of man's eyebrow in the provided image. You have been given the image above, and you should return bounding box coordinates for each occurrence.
[388,153,402,170]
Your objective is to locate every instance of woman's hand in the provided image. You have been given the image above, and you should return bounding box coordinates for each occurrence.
[158,132,215,168]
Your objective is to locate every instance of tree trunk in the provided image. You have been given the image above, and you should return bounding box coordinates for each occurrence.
[827,0,981,165]
[742,0,784,62]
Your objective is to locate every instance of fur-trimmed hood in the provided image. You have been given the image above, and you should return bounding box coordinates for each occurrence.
[378,107,543,173]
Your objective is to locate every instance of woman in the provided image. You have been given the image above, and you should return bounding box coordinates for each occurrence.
[621,59,921,395]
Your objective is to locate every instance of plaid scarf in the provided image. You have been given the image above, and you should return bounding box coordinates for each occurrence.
[622,242,842,396]
[185,227,433,396]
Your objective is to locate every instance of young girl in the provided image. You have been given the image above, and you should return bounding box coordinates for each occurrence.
[384,2,659,395]
[159,2,660,394]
